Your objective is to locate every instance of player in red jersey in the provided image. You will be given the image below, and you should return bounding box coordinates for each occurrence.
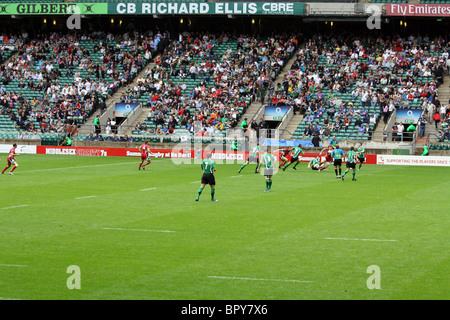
[2,143,19,175]
[273,147,292,169]
[138,140,154,170]
[318,145,334,172]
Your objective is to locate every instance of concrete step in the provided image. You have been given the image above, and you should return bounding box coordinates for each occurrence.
[124,108,150,135]
[75,60,157,138]
[284,114,304,139]
[238,101,264,126]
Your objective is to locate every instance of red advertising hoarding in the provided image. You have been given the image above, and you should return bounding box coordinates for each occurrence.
[387,4,450,17]
[36,146,378,164]
[37,146,193,158]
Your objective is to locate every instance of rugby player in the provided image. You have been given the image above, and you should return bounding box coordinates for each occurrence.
[238,142,261,174]
[282,144,304,171]
[318,145,334,171]
[342,146,357,181]
[356,142,365,171]
[308,155,324,171]
[331,144,345,178]
[196,152,218,202]
[138,140,154,170]
[259,151,276,192]
[1,144,19,175]
[273,147,292,169]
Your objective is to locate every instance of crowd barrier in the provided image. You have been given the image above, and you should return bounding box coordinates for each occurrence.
[2,144,450,166]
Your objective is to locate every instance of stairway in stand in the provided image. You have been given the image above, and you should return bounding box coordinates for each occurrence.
[76,58,157,136]
[284,114,304,139]
[417,74,450,145]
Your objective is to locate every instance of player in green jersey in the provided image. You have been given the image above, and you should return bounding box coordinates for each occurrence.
[308,155,324,170]
[342,146,357,181]
[238,142,260,174]
[258,152,276,192]
[356,142,365,171]
[282,144,304,171]
[196,153,218,202]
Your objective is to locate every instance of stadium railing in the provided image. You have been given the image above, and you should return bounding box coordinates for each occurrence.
[0,131,65,145]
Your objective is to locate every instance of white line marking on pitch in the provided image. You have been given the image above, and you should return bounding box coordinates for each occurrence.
[323,237,398,242]
[0,297,22,300]
[75,195,97,200]
[230,175,243,178]
[139,188,157,191]
[190,181,199,184]
[207,276,313,283]
[0,264,27,268]
[102,228,175,233]
[1,205,28,210]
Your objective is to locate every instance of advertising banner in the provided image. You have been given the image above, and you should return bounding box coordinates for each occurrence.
[0,3,108,15]
[35,146,381,165]
[0,144,37,154]
[395,108,423,124]
[109,2,305,15]
[36,146,192,158]
[264,106,291,121]
[377,155,450,166]
[387,4,450,17]
[0,2,305,15]
[114,103,140,117]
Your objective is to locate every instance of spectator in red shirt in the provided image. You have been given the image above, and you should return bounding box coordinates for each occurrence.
[433,111,441,129]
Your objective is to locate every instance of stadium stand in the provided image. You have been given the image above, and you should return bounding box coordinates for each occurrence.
[93,32,300,145]
[0,30,169,144]
[0,37,16,64]
[282,33,448,142]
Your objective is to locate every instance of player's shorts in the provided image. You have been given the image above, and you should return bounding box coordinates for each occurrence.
[264,168,274,176]
[280,155,288,161]
[333,159,342,166]
[358,156,365,164]
[7,158,15,166]
[311,165,320,170]
[291,156,299,163]
[247,155,258,163]
[201,173,216,185]
[325,155,332,162]
[346,162,356,169]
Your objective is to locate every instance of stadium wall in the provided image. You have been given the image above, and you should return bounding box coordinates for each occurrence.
[3,144,450,166]
[31,145,450,166]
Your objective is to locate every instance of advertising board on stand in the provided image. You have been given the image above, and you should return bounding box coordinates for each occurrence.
[1,145,442,167]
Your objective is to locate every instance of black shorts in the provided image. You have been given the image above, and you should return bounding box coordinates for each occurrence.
[346,162,356,169]
[311,165,320,170]
[264,168,274,176]
[358,156,365,164]
[333,159,342,166]
[247,155,258,163]
[290,156,299,163]
[201,173,216,185]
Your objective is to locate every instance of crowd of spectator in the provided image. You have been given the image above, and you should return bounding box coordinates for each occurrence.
[83,132,135,142]
[270,32,449,140]
[2,30,449,146]
[0,30,169,137]
[128,31,300,137]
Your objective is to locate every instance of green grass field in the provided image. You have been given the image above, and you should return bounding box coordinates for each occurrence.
[0,154,448,300]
